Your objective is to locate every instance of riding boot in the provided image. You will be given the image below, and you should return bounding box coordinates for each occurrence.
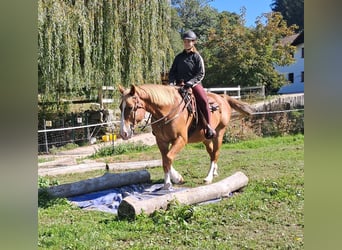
[191,84,217,139]
[205,124,216,139]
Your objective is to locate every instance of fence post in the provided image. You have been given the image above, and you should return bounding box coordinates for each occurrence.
[72,113,75,142]
[86,113,90,142]
[43,119,49,153]
[238,85,241,99]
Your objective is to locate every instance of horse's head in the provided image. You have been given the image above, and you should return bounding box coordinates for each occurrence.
[118,85,145,140]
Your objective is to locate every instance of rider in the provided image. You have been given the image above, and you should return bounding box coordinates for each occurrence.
[168,30,216,139]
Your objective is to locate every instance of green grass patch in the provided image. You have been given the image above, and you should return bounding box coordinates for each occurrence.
[49,143,79,154]
[39,134,304,249]
[38,157,56,163]
[90,141,152,158]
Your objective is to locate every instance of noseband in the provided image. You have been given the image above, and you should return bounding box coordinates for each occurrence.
[128,95,143,130]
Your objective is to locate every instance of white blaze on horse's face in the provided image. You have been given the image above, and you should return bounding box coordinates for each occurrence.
[119,99,134,140]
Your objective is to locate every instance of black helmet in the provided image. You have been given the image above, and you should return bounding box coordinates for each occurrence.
[182,30,197,40]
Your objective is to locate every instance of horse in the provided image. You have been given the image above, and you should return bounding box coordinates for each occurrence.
[118,84,254,190]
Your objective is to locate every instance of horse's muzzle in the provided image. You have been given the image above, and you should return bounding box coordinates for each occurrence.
[120,124,134,140]
[120,130,133,140]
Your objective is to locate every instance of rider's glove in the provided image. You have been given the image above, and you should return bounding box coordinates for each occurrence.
[184,82,193,89]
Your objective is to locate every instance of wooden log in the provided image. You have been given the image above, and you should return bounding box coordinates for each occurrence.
[118,171,248,219]
[41,170,150,198]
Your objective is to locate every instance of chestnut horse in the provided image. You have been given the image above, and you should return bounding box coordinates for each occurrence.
[119,84,253,190]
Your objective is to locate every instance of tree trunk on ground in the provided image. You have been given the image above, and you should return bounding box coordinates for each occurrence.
[118,171,248,219]
[42,170,151,198]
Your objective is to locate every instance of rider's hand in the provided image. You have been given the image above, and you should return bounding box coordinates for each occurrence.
[184,82,193,89]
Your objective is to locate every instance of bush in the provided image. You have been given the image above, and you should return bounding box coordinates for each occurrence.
[223,110,304,143]
[91,141,150,158]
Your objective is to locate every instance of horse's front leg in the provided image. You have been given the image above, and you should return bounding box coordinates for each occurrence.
[156,136,186,190]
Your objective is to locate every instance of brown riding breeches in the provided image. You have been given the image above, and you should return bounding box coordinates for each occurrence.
[192,84,211,126]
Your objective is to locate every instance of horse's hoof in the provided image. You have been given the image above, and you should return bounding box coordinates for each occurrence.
[171,175,184,184]
[203,178,212,184]
[162,183,173,190]
[174,177,184,184]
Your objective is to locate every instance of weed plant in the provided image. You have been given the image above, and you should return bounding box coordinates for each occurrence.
[90,141,150,158]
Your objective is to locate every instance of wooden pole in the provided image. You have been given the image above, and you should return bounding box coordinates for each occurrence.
[118,171,248,219]
[41,170,151,198]
[43,119,49,153]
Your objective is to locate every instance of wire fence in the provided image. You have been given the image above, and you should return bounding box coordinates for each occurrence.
[38,121,115,153]
[38,107,304,153]
[38,93,304,153]
[37,108,121,153]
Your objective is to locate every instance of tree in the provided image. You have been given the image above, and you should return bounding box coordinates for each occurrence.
[38,0,173,111]
[271,0,304,31]
[170,0,219,46]
[202,12,297,94]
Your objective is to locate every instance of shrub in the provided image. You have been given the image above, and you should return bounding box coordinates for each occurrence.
[91,141,150,158]
[223,110,304,143]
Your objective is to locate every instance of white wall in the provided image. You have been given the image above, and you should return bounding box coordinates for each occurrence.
[275,43,304,85]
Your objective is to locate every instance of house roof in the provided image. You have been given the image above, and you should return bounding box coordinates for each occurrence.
[279,30,304,46]
[292,30,304,46]
[278,82,304,94]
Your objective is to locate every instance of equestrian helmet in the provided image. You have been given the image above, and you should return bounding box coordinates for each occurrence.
[182,30,197,40]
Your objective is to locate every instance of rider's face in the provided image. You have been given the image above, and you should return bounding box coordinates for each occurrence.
[183,39,195,50]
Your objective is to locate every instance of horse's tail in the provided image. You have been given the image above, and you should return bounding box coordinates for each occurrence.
[221,94,254,116]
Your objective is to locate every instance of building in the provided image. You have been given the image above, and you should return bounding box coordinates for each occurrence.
[276,31,304,94]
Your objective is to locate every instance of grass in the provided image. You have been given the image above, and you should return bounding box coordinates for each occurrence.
[38,134,304,249]
[38,157,56,163]
[90,141,152,159]
[49,143,79,154]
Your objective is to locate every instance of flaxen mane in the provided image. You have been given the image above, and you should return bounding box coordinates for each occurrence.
[136,84,178,106]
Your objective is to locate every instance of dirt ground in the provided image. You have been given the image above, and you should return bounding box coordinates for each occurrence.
[38,132,157,176]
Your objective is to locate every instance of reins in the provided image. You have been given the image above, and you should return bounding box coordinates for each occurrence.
[136,91,192,129]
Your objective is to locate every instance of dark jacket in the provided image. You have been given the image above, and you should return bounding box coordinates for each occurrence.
[168,50,205,87]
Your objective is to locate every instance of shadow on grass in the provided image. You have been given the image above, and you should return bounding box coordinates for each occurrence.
[38,188,69,208]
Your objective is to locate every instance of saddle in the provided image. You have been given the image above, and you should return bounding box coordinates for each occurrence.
[178,86,219,137]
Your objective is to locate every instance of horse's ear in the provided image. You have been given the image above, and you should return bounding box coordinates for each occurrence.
[129,84,136,96]
[118,84,125,94]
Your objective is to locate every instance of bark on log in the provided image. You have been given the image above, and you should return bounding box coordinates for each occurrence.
[41,170,150,198]
[118,171,248,219]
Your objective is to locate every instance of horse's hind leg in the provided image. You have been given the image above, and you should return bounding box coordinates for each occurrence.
[203,131,224,184]
[204,152,220,184]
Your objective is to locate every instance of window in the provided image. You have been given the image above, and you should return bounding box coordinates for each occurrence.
[301,48,304,58]
[301,71,304,82]
[288,73,294,83]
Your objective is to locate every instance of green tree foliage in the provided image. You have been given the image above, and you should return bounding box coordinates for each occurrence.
[39,0,302,112]
[202,12,297,93]
[38,0,173,109]
[170,0,219,50]
[170,1,297,93]
[271,0,304,31]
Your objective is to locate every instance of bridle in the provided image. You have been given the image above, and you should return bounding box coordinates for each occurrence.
[127,95,143,131]
[123,90,192,130]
